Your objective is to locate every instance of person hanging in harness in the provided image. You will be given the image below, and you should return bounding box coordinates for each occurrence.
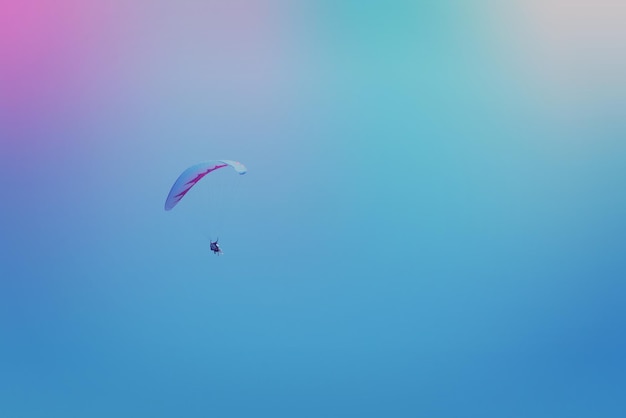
[210,238,223,255]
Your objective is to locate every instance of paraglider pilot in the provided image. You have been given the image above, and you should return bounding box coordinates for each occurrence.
[210,239,223,255]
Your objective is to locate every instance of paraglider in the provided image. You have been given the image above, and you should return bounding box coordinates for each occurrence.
[165,160,247,255]
[165,160,247,211]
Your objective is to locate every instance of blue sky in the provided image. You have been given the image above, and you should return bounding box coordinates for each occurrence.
[1,1,626,417]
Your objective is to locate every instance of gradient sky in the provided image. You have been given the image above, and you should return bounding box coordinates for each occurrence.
[1,1,626,417]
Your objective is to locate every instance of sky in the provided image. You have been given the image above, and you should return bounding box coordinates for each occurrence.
[1,1,626,417]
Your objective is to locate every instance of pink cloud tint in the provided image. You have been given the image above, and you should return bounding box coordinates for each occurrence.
[1,1,98,105]
[0,1,139,151]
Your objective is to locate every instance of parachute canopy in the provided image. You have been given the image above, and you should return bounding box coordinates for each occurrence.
[165,160,247,211]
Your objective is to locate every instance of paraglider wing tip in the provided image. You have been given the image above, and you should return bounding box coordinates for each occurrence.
[222,160,247,175]
[164,199,176,211]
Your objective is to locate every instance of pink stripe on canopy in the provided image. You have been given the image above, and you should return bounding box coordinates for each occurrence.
[164,160,247,211]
